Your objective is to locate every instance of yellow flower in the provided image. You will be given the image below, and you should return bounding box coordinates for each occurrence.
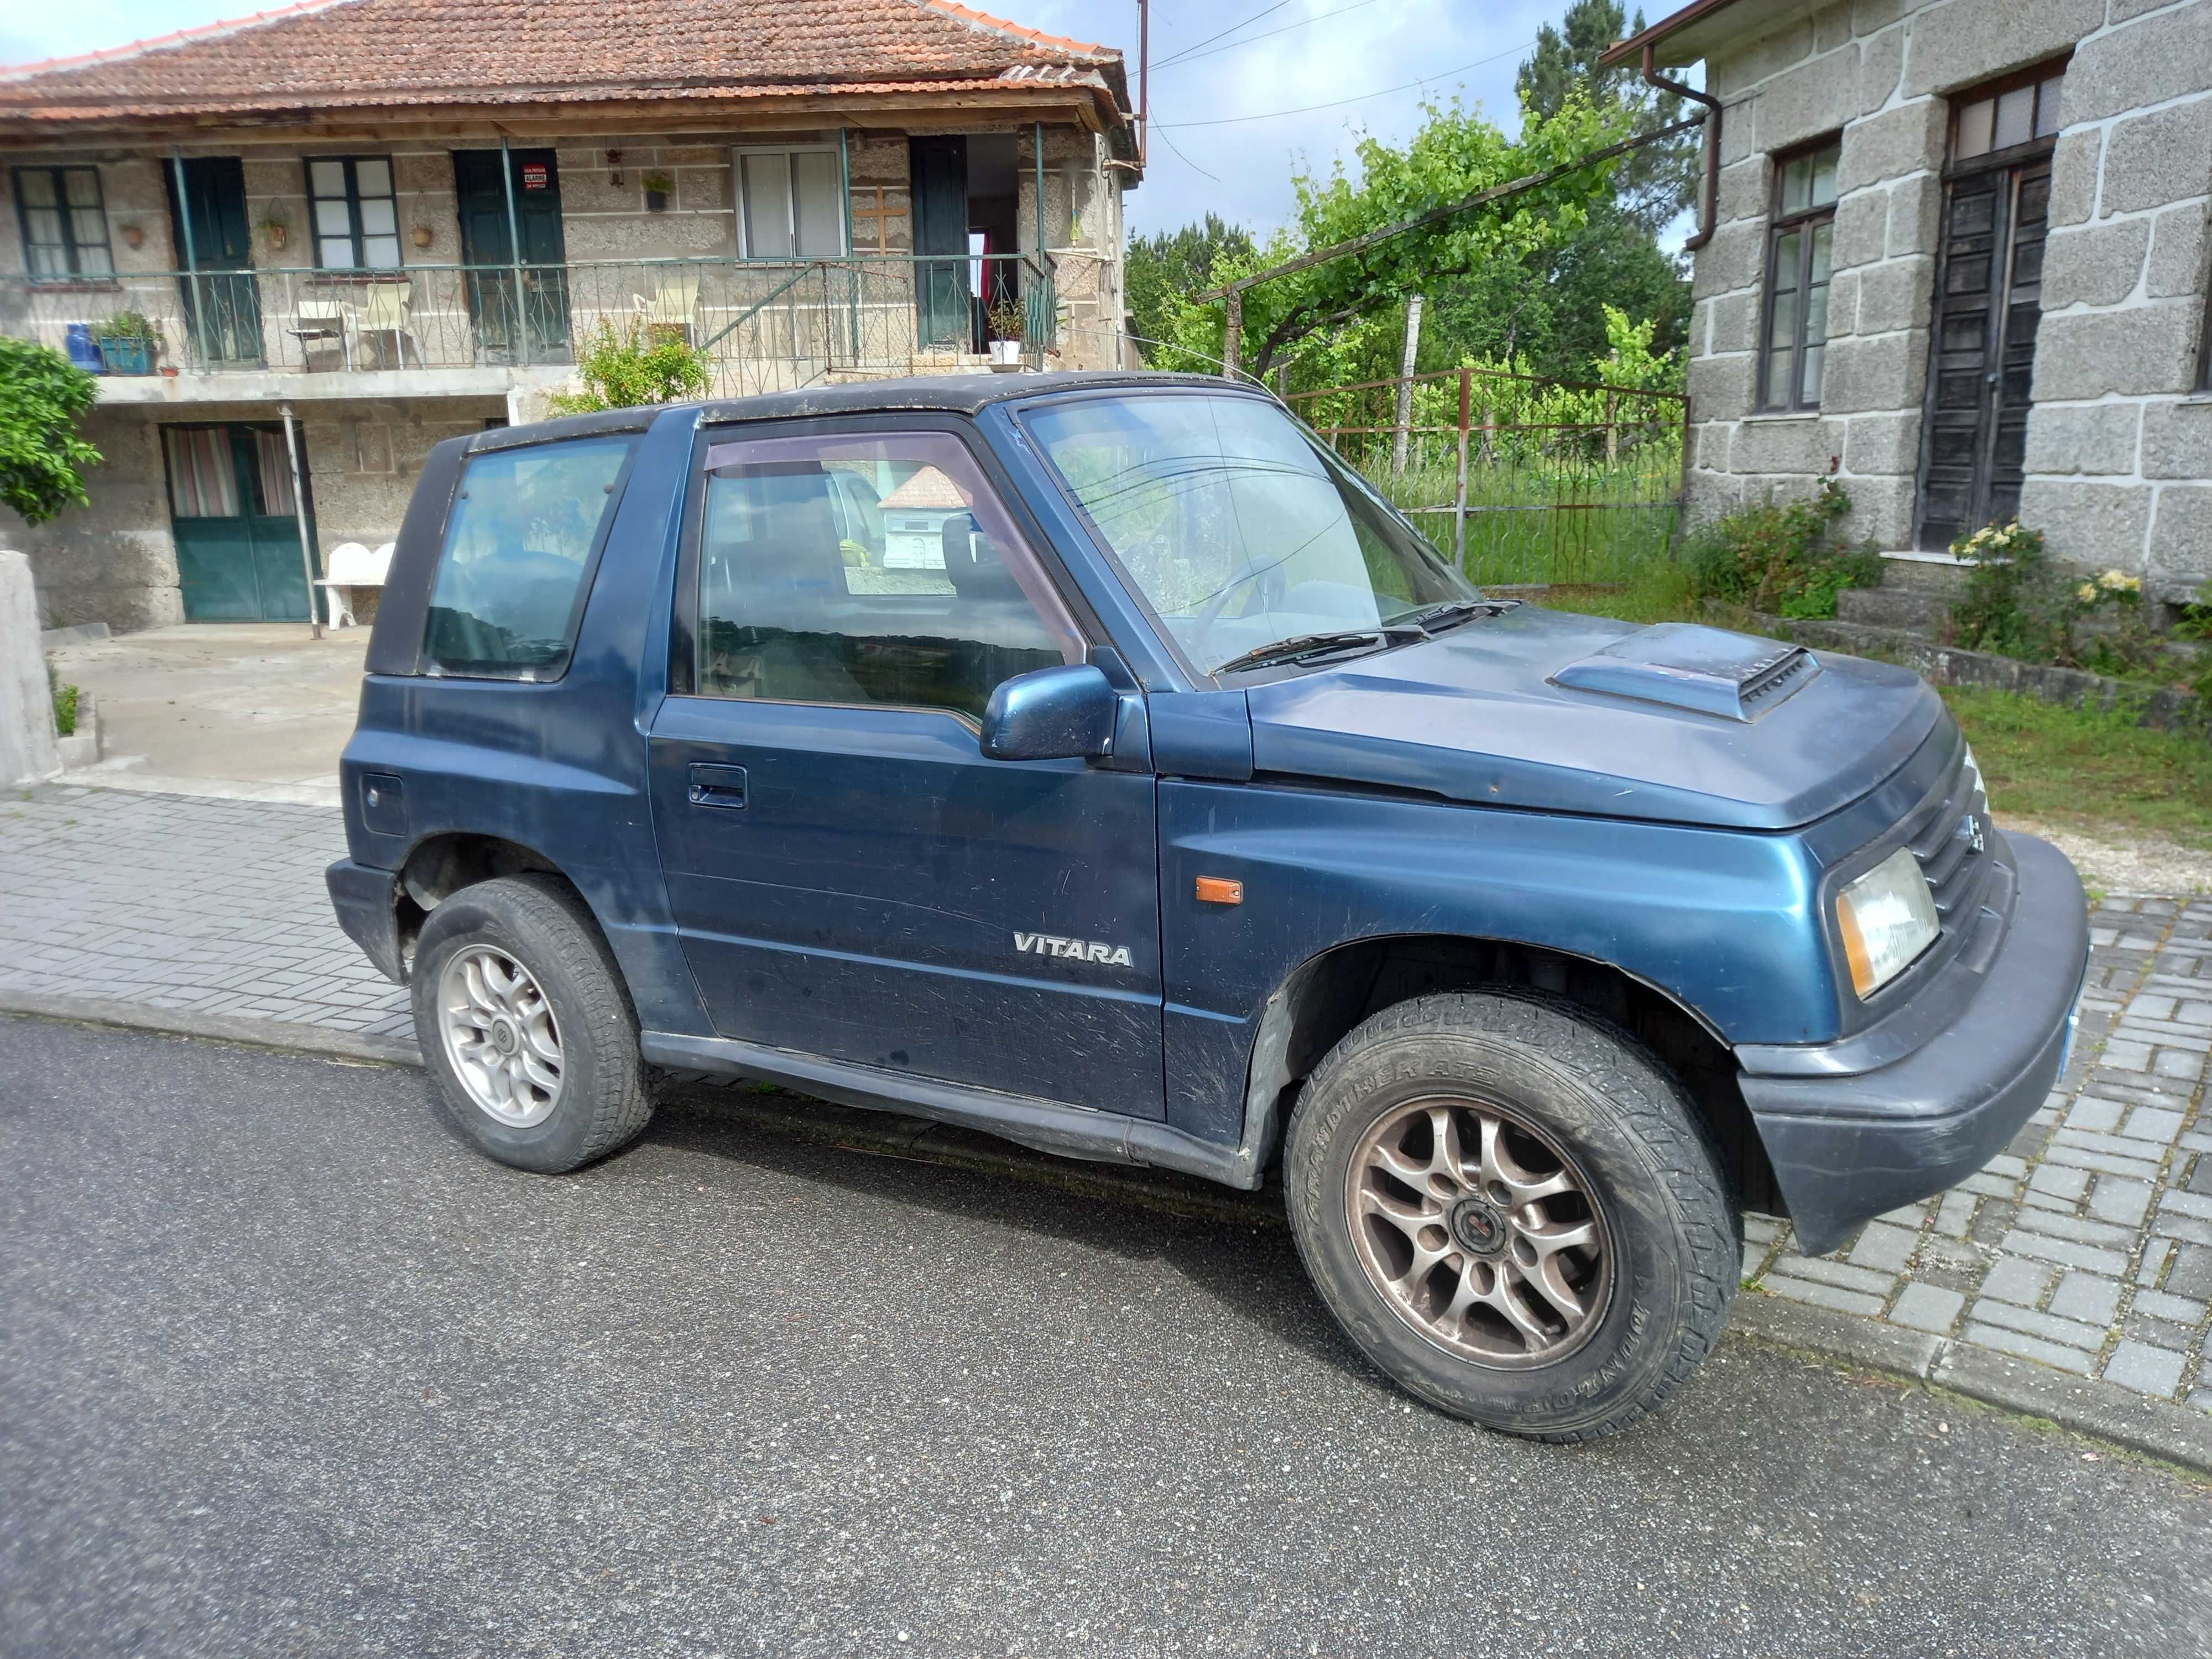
[2077,582,2098,602]
[2100,568,2130,591]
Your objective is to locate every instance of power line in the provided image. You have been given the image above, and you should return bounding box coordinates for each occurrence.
[1155,0,1391,71]
[1153,119,1224,182]
[1153,40,1538,129]
[1151,0,1297,69]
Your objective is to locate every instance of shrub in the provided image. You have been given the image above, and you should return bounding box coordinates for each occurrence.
[547,321,710,415]
[48,663,79,738]
[1947,520,2163,676]
[1681,479,1880,619]
[90,310,160,345]
[0,336,102,525]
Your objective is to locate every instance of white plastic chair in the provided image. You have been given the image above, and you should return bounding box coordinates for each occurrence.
[359,280,416,368]
[633,275,701,341]
[290,295,358,370]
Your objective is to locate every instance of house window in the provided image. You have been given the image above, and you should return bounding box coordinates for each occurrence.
[734,146,847,260]
[1759,139,1841,411]
[306,156,400,270]
[1952,64,2066,161]
[14,166,113,279]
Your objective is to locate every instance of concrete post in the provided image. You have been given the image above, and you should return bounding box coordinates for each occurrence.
[0,551,62,788]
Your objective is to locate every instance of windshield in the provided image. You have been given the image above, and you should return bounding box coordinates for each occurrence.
[1022,390,1477,675]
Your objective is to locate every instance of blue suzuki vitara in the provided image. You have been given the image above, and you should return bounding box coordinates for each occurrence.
[328,372,2089,1441]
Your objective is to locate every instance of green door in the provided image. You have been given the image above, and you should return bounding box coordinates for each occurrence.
[910,137,970,348]
[165,158,262,366]
[453,149,572,364]
[164,425,318,622]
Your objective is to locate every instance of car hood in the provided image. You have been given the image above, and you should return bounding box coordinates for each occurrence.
[1240,606,1943,831]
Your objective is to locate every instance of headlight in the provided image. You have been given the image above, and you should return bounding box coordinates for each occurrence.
[1835,847,1941,998]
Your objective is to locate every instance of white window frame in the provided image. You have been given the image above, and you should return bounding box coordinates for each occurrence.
[732,143,848,262]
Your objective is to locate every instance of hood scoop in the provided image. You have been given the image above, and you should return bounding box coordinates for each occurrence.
[1547,623,1821,723]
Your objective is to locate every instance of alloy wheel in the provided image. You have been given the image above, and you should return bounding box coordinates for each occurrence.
[1345,1096,1612,1368]
[436,945,564,1128]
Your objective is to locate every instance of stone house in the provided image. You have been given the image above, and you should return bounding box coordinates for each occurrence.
[0,0,1138,631]
[1604,0,2212,603]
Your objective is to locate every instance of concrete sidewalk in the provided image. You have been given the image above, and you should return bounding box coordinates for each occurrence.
[5,779,2211,1459]
[45,623,367,807]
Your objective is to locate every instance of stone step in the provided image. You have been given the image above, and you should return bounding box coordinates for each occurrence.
[1877,552,1975,596]
[1836,586,1954,633]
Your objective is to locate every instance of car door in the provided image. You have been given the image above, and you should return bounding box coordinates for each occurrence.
[646,421,1165,1120]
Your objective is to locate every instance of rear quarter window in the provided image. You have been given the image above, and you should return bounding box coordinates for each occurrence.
[422,435,635,679]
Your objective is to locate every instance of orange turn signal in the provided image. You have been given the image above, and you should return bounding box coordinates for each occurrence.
[1196,877,1244,905]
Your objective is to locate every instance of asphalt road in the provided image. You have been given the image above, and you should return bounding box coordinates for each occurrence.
[4,1016,2209,1658]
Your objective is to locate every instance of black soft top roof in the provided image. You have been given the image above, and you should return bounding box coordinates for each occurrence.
[468,371,1249,455]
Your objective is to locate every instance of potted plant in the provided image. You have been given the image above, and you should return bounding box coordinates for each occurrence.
[260,209,291,252]
[642,170,674,213]
[90,310,160,375]
[985,296,1025,368]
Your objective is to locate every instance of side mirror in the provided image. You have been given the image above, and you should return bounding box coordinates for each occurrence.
[980,664,1117,761]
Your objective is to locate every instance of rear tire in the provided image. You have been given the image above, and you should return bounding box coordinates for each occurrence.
[1284,990,1737,1441]
[410,875,652,1173]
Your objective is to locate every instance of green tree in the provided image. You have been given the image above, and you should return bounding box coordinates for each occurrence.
[1125,214,1254,358]
[0,337,102,526]
[1517,0,1698,232]
[1152,92,1633,381]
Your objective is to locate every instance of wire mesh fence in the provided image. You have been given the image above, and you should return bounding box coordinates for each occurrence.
[1284,365,1688,588]
[1,253,1059,398]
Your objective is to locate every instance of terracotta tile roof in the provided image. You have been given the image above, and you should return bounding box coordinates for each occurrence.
[0,0,1128,129]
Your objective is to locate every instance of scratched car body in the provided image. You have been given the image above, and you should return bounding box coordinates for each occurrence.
[329,371,2089,1440]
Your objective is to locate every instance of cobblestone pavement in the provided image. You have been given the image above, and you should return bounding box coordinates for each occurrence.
[6,782,2209,1412]
[0,785,408,1041]
[1747,893,2212,1412]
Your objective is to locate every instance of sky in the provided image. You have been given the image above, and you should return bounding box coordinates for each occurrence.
[0,0,1577,240]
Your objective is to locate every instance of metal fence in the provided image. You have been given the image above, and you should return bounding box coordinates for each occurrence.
[1,253,1059,398]
[1284,365,1688,588]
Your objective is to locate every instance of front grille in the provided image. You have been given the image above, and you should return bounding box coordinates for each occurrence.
[1899,752,1993,933]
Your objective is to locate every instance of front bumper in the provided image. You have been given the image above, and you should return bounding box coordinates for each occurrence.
[1735,831,2089,1256]
[327,858,407,985]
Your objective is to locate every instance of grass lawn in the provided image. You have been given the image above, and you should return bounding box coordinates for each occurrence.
[1940,686,2212,851]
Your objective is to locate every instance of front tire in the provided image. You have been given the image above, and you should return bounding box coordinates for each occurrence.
[410,875,652,1173]
[1285,991,1737,1441]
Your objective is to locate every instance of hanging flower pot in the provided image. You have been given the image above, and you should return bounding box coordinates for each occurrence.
[412,225,434,249]
[265,221,290,251]
[121,223,146,249]
[643,171,674,213]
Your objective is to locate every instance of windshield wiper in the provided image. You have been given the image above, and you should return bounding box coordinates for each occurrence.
[1400,597,1524,635]
[1212,627,1422,676]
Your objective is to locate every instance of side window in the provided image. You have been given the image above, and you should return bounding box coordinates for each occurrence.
[1759,138,1841,411]
[693,430,1082,721]
[422,435,634,679]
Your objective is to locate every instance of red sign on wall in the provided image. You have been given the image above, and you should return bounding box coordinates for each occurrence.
[520,163,549,191]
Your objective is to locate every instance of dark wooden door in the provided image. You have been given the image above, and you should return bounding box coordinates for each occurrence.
[165,157,263,366]
[453,149,572,364]
[910,137,969,348]
[1915,156,2050,549]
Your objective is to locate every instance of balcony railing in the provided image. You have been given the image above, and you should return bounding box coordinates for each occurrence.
[1,254,1060,396]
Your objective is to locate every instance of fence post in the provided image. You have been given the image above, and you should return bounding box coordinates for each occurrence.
[1454,364,1472,572]
[1222,288,1242,379]
[1391,294,1422,474]
[1605,389,1618,465]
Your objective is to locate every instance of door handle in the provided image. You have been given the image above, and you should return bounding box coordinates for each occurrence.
[686,763,748,810]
